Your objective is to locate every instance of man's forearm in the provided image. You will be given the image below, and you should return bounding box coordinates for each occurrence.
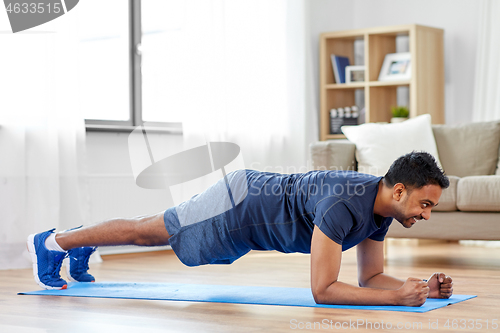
[315,280,399,306]
[361,273,405,290]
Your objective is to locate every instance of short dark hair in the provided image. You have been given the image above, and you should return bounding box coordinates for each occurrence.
[384,151,450,190]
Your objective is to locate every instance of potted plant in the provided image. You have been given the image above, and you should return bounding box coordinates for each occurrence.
[391,106,409,123]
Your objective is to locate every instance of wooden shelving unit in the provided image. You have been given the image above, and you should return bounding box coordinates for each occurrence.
[319,24,445,141]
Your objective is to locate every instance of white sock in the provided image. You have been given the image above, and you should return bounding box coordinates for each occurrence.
[44,233,66,252]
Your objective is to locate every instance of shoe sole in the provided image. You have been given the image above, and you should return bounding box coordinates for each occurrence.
[27,234,67,290]
[64,258,77,283]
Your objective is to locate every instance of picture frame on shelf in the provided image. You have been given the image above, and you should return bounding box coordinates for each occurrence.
[378,52,411,81]
[345,66,365,84]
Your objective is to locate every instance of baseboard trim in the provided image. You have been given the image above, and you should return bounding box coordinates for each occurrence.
[97,245,172,255]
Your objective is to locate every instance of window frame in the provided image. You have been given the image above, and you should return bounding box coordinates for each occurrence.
[85,0,182,134]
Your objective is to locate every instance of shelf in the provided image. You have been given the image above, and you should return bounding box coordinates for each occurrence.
[325,81,410,89]
[368,80,410,87]
[319,24,444,141]
[325,83,365,89]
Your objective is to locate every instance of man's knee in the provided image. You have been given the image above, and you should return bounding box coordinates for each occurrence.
[132,214,170,246]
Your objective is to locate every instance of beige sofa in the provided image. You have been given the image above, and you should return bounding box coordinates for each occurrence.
[310,121,500,241]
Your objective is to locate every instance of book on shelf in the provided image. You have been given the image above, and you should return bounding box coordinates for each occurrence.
[330,55,350,84]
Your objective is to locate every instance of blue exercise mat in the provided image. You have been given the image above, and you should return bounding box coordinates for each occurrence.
[19,282,476,312]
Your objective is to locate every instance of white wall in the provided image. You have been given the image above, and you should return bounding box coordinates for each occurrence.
[85,131,181,216]
[85,131,181,254]
[309,0,482,125]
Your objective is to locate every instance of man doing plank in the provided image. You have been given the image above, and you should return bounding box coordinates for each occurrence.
[28,151,452,306]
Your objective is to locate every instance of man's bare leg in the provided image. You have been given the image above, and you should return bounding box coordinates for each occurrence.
[55,211,171,251]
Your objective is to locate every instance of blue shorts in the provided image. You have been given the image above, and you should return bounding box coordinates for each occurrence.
[163,208,250,267]
[162,169,320,266]
[163,170,252,266]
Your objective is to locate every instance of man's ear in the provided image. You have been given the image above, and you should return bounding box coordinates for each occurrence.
[393,183,406,201]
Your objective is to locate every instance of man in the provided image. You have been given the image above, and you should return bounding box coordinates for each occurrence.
[27,151,453,306]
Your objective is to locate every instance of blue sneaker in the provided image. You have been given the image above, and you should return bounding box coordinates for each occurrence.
[65,247,97,283]
[27,229,68,290]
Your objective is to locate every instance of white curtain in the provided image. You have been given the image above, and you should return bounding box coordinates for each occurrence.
[473,0,500,122]
[0,18,95,269]
[141,0,312,174]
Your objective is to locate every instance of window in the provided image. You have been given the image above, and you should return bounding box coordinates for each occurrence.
[79,0,288,134]
[141,0,185,123]
[78,0,182,131]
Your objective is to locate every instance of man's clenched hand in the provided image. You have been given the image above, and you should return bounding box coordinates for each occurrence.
[427,272,453,299]
[396,277,429,307]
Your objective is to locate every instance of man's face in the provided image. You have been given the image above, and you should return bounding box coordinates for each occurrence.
[392,184,442,228]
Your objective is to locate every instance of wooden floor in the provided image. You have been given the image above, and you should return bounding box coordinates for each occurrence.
[1,241,500,332]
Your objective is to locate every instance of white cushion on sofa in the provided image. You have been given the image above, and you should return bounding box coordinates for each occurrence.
[341,114,442,176]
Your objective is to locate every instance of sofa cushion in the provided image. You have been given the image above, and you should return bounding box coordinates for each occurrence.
[310,140,356,171]
[457,176,500,212]
[341,114,442,176]
[432,121,500,177]
[433,175,459,211]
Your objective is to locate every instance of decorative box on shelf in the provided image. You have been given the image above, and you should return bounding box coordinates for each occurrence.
[330,106,360,134]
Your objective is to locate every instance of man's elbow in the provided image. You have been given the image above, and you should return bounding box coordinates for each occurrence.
[312,285,325,304]
[312,290,325,304]
[312,284,335,304]
[358,272,382,288]
[358,279,369,288]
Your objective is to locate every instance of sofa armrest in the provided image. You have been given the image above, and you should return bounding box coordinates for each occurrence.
[309,140,356,171]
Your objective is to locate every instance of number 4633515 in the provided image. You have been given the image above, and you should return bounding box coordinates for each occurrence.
[6,2,62,14]
[444,319,498,330]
